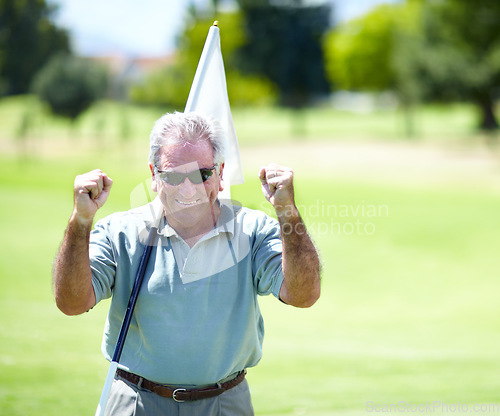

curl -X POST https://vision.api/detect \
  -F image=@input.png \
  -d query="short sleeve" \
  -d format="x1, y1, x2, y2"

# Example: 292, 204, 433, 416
251, 214, 284, 298
89, 219, 117, 304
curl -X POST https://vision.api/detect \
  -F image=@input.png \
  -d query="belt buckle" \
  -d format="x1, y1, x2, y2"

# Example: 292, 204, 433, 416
172, 388, 187, 403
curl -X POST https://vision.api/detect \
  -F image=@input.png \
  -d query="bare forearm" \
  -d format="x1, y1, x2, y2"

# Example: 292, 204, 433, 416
258, 164, 320, 307
53, 214, 96, 315
279, 208, 321, 308
54, 169, 111, 315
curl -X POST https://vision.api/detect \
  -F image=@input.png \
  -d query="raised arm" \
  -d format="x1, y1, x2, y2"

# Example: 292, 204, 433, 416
259, 164, 321, 308
53, 169, 113, 315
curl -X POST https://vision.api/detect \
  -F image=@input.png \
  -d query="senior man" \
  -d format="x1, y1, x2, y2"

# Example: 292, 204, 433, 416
53, 112, 320, 416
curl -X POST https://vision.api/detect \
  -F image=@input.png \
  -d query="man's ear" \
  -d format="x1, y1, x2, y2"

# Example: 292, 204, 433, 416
218, 163, 225, 192
149, 163, 158, 193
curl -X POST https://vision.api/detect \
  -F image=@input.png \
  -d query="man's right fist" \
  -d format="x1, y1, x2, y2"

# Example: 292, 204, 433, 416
72, 169, 113, 223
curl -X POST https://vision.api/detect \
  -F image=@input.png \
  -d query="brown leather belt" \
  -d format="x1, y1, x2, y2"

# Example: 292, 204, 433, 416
116, 369, 246, 402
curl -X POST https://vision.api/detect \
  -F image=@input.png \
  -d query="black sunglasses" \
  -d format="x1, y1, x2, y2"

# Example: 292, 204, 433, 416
155, 165, 217, 186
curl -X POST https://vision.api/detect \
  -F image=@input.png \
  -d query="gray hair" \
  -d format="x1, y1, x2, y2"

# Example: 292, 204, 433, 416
148, 112, 226, 168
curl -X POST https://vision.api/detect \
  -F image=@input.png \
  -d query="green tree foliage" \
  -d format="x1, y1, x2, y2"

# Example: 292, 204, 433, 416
130, 12, 276, 109
323, 2, 420, 97
32, 54, 108, 121
409, 0, 500, 130
323, 3, 421, 137
324, 5, 396, 92
0, 0, 70, 95
237, 1, 331, 108
323, 0, 500, 131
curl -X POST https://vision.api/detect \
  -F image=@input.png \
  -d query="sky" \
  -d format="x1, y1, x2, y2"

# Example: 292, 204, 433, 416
48, 0, 401, 58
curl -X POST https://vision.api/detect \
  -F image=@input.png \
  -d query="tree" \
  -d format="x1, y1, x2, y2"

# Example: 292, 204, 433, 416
0, 0, 70, 95
323, 3, 422, 136
324, 5, 396, 92
237, 1, 331, 109
409, 0, 500, 130
324, 2, 423, 136
324, 6, 421, 96
32, 54, 108, 122
130, 12, 276, 109
323, 0, 500, 132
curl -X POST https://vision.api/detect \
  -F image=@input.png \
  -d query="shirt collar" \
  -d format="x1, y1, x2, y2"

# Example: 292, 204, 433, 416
141, 196, 164, 228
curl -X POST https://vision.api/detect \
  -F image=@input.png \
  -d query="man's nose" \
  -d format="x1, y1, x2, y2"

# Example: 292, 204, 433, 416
177, 178, 197, 198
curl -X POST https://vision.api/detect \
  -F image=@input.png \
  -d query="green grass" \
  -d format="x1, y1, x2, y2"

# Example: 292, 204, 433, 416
1, 151, 499, 415
235, 175, 500, 414
1, 98, 499, 415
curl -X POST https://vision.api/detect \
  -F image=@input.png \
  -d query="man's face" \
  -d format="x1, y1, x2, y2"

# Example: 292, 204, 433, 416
150, 140, 224, 233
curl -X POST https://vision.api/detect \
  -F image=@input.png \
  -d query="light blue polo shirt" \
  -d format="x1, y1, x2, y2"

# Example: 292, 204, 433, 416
89, 198, 284, 386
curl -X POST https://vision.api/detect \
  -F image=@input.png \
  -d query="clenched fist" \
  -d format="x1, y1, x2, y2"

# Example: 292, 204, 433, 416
259, 164, 297, 219
72, 169, 113, 223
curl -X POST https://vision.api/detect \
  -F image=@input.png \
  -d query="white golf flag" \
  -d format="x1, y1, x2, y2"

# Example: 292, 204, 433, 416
185, 23, 244, 199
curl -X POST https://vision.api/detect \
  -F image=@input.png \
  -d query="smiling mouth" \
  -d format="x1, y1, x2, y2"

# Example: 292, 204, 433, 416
175, 199, 200, 206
